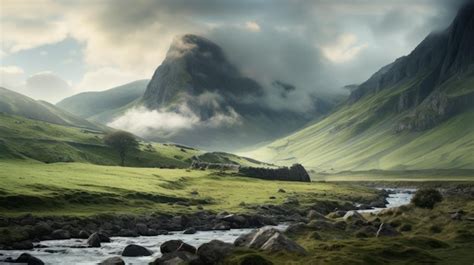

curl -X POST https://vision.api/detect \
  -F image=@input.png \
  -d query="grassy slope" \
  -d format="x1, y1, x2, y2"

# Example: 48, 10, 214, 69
56, 80, 148, 119
245, 75, 474, 172
0, 87, 104, 131
0, 160, 378, 216
0, 113, 201, 167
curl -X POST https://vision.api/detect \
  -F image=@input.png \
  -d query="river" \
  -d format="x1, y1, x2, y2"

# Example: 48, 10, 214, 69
0, 189, 414, 264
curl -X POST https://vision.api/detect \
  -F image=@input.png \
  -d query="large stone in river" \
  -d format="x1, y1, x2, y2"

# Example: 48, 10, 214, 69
121, 244, 153, 257
14, 253, 44, 265
197, 240, 235, 264
100, 256, 125, 265
87, 232, 101, 247
150, 251, 200, 265
160, 239, 196, 254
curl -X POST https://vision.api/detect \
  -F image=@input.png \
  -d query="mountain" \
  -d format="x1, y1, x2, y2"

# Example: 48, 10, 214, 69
245, 2, 474, 171
0, 87, 105, 131
135, 34, 332, 150
56, 80, 149, 120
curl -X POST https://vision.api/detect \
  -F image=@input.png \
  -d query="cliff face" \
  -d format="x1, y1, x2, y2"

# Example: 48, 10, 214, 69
349, 2, 474, 132
137, 34, 333, 150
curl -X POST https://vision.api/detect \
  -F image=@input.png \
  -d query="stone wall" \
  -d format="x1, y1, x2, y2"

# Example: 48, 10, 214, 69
238, 164, 310, 182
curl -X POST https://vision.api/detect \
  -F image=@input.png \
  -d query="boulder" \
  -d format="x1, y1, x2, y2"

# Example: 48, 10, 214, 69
160, 239, 197, 255
118, 229, 139, 237
221, 214, 247, 225
121, 244, 152, 257
100, 256, 125, 265
51, 229, 71, 239
183, 227, 196, 234
12, 241, 34, 250
376, 223, 400, 237
307, 210, 328, 220
326, 210, 346, 219
98, 232, 111, 242
87, 232, 101, 247
197, 240, 234, 264
78, 230, 90, 239
32, 222, 52, 237
136, 223, 148, 236
150, 251, 200, 265
260, 232, 307, 255
343, 211, 366, 222
285, 222, 306, 234
212, 222, 231, 230
235, 227, 307, 255
14, 253, 44, 265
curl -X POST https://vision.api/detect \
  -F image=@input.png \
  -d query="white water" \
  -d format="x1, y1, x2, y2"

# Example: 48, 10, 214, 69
0, 189, 414, 264
0, 225, 287, 264
359, 188, 415, 213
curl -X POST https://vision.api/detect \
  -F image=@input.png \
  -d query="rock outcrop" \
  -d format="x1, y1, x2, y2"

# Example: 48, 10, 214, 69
235, 227, 307, 255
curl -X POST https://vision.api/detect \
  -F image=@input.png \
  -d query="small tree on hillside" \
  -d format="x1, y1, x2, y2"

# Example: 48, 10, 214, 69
104, 131, 138, 166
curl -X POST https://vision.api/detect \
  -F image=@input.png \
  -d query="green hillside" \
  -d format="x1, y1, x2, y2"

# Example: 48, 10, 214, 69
245, 72, 474, 172
56, 80, 148, 119
0, 87, 105, 131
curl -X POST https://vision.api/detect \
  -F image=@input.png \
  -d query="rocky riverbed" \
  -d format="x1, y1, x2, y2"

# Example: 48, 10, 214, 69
0, 188, 416, 264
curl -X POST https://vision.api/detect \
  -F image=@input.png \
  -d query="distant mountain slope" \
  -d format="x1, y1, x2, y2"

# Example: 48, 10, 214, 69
246, 2, 474, 171
56, 80, 149, 119
119, 34, 333, 150
0, 87, 105, 131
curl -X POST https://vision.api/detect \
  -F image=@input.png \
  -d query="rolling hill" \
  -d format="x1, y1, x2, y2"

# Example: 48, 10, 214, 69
245, 2, 474, 172
56, 80, 149, 120
0, 87, 106, 131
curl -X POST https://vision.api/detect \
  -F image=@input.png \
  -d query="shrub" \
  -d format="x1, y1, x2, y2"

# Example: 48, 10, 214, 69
411, 189, 443, 209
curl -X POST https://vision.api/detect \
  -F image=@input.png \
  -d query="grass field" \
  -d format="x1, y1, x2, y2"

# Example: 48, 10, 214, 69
0, 160, 378, 217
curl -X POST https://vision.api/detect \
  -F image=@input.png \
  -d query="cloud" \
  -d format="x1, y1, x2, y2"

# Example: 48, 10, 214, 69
74, 67, 147, 92
1, 0, 468, 98
0, 65, 25, 88
245, 21, 261, 32
108, 104, 241, 138
23, 71, 74, 103
321, 33, 368, 63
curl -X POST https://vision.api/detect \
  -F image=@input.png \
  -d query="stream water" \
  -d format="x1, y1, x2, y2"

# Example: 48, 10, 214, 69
0, 189, 415, 264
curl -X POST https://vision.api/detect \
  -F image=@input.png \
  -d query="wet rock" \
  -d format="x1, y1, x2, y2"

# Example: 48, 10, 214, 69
151, 251, 200, 265
51, 229, 71, 239
183, 227, 196, 234
12, 240, 34, 250
97, 232, 111, 243
136, 223, 148, 236
14, 253, 44, 265
213, 222, 231, 230
160, 239, 197, 254
197, 240, 234, 264
343, 211, 366, 222
376, 223, 400, 237
118, 229, 139, 237
32, 222, 52, 237
307, 210, 328, 220
235, 227, 306, 255
78, 230, 90, 239
121, 244, 152, 257
285, 222, 306, 234
99, 256, 125, 265
326, 210, 346, 219
87, 232, 101, 247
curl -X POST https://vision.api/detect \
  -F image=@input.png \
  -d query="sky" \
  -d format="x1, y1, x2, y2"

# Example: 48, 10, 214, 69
0, 0, 467, 103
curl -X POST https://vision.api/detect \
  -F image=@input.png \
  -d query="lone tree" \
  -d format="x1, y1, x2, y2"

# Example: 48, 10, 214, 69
104, 131, 138, 166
